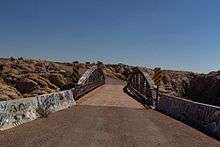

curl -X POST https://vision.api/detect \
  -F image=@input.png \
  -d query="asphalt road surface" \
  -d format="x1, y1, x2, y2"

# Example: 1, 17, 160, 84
0, 78, 219, 147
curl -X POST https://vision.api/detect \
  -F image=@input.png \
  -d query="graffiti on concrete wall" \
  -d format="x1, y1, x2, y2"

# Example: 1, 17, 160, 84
37, 90, 75, 113
38, 93, 58, 113
0, 98, 38, 130
58, 90, 76, 110
158, 95, 220, 136
0, 90, 75, 130
0, 102, 8, 127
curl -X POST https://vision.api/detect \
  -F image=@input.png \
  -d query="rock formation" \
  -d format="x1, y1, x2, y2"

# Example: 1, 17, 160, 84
0, 58, 219, 107
0, 58, 85, 100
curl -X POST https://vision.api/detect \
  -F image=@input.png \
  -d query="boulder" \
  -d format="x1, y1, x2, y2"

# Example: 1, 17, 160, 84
15, 78, 39, 94
48, 73, 66, 88
0, 81, 22, 100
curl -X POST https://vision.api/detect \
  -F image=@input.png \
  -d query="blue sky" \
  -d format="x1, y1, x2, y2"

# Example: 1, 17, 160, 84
0, 0, 220, 73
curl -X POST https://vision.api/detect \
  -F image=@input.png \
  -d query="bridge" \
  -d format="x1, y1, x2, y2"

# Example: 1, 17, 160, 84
0, 64, 219, 146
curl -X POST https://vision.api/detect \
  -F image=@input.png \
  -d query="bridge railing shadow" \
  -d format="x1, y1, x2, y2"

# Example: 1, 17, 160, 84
123, 86, 150, 109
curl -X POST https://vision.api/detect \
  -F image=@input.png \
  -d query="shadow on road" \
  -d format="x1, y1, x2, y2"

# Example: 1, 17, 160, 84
123, 86, 150, 109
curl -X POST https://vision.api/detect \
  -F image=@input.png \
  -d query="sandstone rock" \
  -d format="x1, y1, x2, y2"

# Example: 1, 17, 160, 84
23, 87, 55, 98
2, 73, 20, 85
26, 74, 57, 90
0, 58, 83, 100
46, 62, 59, 71
48, 73, 66, 87
0, 80, 22, 100
15, 78, 39, 94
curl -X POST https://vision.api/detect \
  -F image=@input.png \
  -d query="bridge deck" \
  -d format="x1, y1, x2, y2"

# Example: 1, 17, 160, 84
0, 79, 219, 147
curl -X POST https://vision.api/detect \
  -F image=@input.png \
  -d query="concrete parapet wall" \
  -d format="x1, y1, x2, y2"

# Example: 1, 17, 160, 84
158, 95, 220, 137
0, 97, 39, 130
37, 89, 76, 114
0, 89, 75, 130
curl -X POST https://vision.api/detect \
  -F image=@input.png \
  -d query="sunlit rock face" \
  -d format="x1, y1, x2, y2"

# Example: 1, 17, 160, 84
0, 58, 86, 100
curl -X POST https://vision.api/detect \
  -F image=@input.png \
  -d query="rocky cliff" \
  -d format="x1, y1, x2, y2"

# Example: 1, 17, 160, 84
0, 58, 86, 100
